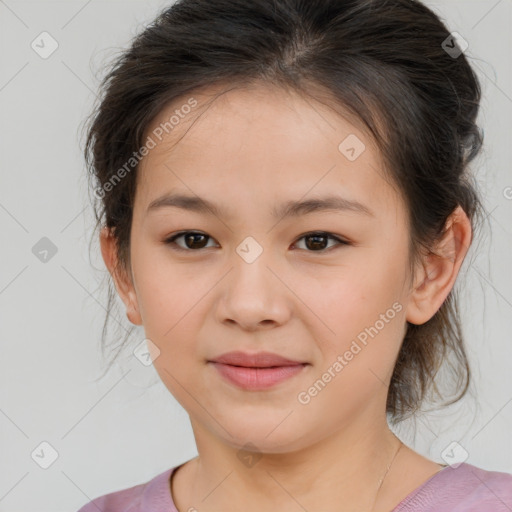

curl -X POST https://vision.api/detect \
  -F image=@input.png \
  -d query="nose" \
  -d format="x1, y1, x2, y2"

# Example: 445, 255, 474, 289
215, 252, 292, 331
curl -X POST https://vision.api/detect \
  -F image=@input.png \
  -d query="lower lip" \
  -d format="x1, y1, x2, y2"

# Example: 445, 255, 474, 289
209, 362, 307, 390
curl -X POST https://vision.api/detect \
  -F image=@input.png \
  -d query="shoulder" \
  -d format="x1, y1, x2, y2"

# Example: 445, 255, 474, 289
454, 463, 512, 509
396, 462, 512, 512
75, 466, 176, 512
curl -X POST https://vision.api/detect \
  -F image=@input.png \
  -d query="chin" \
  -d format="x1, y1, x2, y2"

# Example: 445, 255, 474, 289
216, 418, 308, 455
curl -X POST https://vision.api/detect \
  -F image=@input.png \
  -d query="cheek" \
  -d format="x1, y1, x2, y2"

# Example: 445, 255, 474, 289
138, 265, 207, 405
133, 248, 203, 334
132, 252, 214, 358
310, 252, 408, 361
302, 274, 406, 418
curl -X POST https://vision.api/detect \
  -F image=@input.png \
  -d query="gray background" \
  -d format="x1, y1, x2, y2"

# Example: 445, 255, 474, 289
0, 0, 511, 510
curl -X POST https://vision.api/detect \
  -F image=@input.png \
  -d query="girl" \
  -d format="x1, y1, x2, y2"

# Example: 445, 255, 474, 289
78, 0, 512, 510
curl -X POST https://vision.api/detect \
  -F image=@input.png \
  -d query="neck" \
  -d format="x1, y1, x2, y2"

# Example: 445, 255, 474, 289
184, 414, 401, 512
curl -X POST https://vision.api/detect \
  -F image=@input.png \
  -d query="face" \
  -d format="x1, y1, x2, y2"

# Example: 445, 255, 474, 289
106, 84, 421, 453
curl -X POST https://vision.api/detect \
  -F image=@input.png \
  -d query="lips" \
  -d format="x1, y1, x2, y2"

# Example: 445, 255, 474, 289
207, 351, 309, 390
209, 351, 305, 368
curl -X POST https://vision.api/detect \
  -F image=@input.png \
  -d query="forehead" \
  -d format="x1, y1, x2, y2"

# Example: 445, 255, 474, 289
136, 84, 401, 220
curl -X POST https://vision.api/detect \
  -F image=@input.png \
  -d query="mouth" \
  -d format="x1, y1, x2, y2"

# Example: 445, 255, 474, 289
207, 351, 309, 390
209, 350, 306, 368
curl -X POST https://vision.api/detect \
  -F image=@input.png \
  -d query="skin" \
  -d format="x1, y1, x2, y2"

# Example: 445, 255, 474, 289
100, 83, 472, 512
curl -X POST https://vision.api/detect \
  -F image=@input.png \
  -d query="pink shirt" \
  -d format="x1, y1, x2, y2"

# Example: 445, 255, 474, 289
76, 461, 512, 511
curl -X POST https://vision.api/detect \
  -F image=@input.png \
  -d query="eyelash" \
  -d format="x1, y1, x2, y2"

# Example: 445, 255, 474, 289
163, 231, 350, 254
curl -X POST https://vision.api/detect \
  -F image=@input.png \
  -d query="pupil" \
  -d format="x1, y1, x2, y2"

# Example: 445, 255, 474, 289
307, 235, 327, 250
187, 233, 207, 249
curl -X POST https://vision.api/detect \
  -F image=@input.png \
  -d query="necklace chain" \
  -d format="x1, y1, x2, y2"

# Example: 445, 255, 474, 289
179, 438, 404, 512
369, 436, 404, 512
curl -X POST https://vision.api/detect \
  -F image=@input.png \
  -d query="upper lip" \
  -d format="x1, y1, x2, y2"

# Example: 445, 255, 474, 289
209, 351, 306, 368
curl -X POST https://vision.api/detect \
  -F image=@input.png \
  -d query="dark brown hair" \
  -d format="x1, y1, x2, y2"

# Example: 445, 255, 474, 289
84, 0, 486, 423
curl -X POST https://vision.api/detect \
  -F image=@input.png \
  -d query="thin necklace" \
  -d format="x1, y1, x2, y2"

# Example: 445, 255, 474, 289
369, 436, 404, 512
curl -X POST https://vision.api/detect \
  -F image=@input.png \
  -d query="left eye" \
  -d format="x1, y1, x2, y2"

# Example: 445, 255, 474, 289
164, 231, 218, 251
293, 232, 349, 252
163, 231, 349, 252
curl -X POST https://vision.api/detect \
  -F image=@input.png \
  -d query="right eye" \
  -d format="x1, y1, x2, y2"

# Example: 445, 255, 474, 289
163, 231, 218, 252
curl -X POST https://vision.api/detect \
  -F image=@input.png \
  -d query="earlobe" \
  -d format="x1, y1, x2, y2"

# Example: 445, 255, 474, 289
405, 206, 472, 325
99, 226, 143, 326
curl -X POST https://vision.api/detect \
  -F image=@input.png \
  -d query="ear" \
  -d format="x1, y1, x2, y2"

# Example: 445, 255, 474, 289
99, 226, 143, 326
405, 206, 472, 325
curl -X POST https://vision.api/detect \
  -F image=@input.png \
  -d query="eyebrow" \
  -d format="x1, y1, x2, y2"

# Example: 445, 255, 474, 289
147, 192, 374, 219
